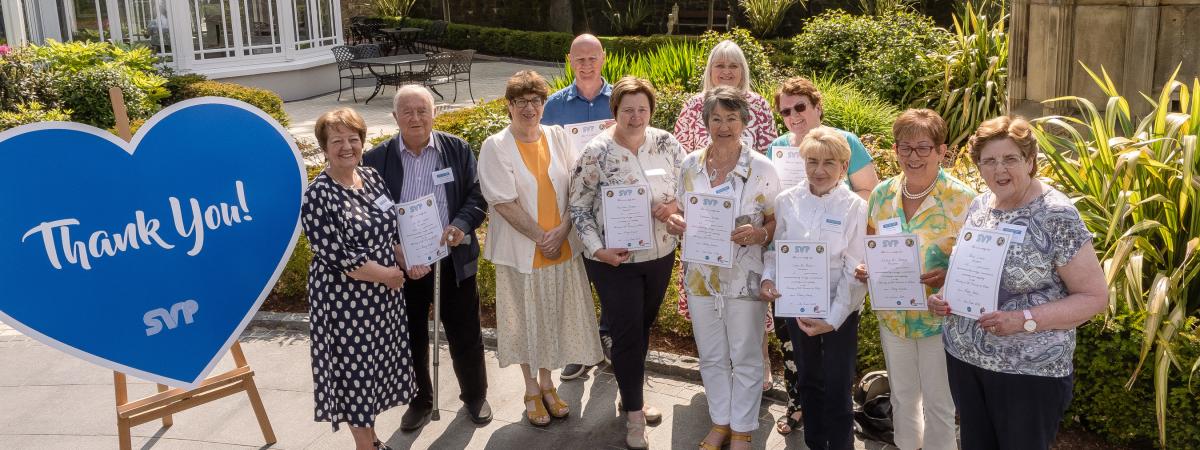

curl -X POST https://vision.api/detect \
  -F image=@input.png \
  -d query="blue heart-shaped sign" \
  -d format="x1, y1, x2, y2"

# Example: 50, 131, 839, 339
0, 98, 303, 387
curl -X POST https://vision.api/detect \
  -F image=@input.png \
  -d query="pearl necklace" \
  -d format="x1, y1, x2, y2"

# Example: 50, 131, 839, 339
902, 177, 937, 199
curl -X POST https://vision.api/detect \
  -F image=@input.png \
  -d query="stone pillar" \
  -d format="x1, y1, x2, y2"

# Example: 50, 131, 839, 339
1123, 5, 1160, 117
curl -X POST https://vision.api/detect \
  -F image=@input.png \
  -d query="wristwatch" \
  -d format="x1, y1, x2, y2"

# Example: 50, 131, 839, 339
1022, 309, 1038, 332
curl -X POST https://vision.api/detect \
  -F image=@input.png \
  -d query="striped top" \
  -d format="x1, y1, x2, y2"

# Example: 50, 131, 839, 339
398, 137, 449, 227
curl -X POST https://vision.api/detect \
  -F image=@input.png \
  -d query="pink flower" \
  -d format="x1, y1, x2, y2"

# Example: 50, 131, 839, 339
0, 45, 9, 57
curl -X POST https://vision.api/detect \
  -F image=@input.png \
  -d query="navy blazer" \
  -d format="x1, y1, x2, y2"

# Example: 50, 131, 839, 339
362, 131, 487, 284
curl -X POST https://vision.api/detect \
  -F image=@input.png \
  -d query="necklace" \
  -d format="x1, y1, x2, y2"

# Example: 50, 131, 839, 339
706, 147, 738, 182
902, 176, 937, 199
328, 170, 360, 190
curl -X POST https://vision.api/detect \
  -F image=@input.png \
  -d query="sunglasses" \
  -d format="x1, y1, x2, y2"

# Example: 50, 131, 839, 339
778, 103, 809, 117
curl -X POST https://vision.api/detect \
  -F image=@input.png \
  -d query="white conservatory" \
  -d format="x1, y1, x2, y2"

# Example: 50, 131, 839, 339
0, 0, 344, 100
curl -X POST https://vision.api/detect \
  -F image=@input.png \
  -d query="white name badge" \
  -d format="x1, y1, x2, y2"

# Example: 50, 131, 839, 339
645, 168, 667, 177
822, 216, 845, 233
998, 222, 1027, 244
432, 168, 455, 185
373, 194, 394, 212
713, 181, 735, 197
878, 218, 902, 235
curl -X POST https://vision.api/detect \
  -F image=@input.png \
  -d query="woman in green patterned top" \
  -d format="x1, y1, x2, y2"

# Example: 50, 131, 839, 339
853, 109, 976, 450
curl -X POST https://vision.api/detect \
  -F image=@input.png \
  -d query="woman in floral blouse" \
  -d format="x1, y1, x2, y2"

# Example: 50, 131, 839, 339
568, 76, 684, 450
929, 116, 1106, 450
665, 86, 780, 450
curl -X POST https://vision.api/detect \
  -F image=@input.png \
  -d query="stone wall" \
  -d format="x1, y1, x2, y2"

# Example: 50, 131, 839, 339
1010, 0, 1200, 117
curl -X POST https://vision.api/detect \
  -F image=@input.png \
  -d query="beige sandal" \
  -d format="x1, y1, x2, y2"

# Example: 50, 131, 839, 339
699, 424, 731, 450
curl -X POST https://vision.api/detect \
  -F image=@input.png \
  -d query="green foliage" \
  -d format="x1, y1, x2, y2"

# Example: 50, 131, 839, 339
919, 0, 1008, 149
790, 9, 949, 106
1034, 65, 1200, 448
30, 40, 169, 107
856, 0, 917, 15
271, 165, 325, 301
433, 99, 510, 155
55, 66, 156, 128
651, 84, 691, 132
371, 0, 416, 17
162, 72, 209, 105
810, 75, 900, 148
604, 0, 654, 35
0, 102, 73, 131
550, 41, 705, 95
174, 80, 289, 127
739, 0, 806, 38
0, 48, 58, 110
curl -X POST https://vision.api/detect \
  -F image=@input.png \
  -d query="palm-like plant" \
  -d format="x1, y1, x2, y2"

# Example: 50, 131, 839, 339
1033, 64, 1200, 448
739, 0, 806, 38
920, 0, 1008, 150
549, 41, 704, 93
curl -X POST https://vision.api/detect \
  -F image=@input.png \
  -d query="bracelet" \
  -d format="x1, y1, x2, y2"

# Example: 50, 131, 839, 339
758, 227, 768, 245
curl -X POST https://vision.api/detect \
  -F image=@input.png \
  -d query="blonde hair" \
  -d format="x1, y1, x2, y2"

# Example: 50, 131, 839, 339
315, 107, 366, 150
799, 126, 852, 164
968, 116, 1038, 176
701, 40, 752, 92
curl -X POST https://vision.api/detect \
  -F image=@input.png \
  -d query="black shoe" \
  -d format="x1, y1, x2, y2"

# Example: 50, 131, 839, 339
373, 441, 393, 450
400, 405, 432, 432
560, 364, 589, 380
600, 334, 613, 364
467, 399, 493, 425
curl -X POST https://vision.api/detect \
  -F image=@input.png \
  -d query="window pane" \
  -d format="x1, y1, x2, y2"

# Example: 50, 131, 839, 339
119, 0, 173, 62
292, 0, 309, 49
190, 0, 234, 59
70, 0, 106, 41
241, 0, 279, 55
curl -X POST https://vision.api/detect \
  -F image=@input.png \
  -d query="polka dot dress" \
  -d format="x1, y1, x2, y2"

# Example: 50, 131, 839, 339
301, 166, 415, 431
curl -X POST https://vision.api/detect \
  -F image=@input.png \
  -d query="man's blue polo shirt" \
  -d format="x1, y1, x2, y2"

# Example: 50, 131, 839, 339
541, 79, 613, 126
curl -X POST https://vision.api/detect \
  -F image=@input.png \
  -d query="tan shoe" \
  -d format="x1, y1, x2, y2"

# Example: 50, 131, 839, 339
542, 387, 570, 419
643, 404, 663, 424
729, 430, 752, 450
625, 418, 649, 449
699, 425, 730, 450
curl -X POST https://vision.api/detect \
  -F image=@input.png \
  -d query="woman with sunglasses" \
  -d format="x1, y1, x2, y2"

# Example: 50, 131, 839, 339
765, 76, 880, 435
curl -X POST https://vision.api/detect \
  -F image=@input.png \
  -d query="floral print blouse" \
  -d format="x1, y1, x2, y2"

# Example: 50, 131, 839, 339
867, 169, 977, 339
673, 91, 778, 154
568, 127, 685, 263
943, 188, 1092, 378
678, 143, 781, 299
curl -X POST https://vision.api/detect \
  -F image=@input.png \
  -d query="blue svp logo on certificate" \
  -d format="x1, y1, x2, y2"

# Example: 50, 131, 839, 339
774, 240, 830, 318
943, 226, 1012, 320
601, 184, 654, 250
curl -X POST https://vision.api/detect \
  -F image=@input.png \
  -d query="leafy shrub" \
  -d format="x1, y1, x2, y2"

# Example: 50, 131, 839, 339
651, 84, 691, 132
29, 40, 169, 111
604, 0, 654, 35
433, 98, 509, 155
809, 75, 900, 148
55, 66, 155, 128
740, 0, 806, 38
270, 164, 324, 301
0, 48, 58, 111
0, 102, 73, 131
174, 80, 289, 127
791, 9, 949, 106
162, 72, 209, 105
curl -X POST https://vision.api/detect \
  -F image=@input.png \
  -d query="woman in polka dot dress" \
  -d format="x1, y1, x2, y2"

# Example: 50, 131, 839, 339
301, 108, 416, 450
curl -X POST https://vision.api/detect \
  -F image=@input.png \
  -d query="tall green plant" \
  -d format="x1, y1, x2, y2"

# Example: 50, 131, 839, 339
604, 0, 653, 35
371, 0, 416, 17
919, 0, 1008, 149
550, 41, 705, 94
1033, 64, 1200, 448
739, 0, 805, 38
856, 0, 916, 15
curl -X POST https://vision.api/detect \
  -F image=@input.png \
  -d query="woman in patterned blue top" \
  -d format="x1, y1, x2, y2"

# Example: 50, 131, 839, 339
928, 116, 1107, 450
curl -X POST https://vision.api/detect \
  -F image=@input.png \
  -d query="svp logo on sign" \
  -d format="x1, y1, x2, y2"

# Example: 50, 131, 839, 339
0, 98, 304, 387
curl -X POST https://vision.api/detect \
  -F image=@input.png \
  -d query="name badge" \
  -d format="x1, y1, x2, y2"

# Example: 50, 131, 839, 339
713, 181, 735, 196
822, 216, 845, 233
998, 222, 1028, 243
432, 168, 454, 185
373, 194, 395, 212
878, 218, 902, 235
645, 168, 667, 177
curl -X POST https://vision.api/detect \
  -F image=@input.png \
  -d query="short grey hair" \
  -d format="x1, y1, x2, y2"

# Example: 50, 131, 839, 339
392, 84, 436, 113
701, 86, 750, 126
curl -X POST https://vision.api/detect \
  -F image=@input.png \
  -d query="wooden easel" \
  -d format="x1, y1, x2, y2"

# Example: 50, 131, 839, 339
107, 88, 277, 450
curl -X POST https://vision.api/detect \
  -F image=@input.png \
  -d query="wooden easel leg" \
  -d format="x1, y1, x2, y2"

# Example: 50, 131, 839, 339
156, 384, 174, 427
231, 342, 277, 444
115, 372, 132, 450
117, 418, 133, 450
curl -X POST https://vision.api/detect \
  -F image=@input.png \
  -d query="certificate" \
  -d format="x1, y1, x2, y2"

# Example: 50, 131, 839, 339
681, 192, 736, 268
943, 227, 1012, 319
601, 184, 654, 250
565, 119, 608, 151
771, 146, 807, 189
395, 194, 450, 270
773, 240, 831, 318
864, 234, 926, 310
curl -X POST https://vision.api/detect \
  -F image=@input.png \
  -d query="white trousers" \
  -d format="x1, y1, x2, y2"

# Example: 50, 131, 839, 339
689, 295, 766, 432
878, 324, 958, 450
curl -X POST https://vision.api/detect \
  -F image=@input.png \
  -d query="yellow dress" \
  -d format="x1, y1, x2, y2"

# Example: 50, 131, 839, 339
515, 136, 572, 268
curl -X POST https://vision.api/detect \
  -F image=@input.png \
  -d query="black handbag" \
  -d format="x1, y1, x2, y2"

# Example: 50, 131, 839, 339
852, 370, 896, 445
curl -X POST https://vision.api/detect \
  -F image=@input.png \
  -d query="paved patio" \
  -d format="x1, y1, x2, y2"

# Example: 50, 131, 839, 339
284, 58, 563, 150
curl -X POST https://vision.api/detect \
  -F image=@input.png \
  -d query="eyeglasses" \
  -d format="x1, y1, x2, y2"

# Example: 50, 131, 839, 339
978, 155, 1026, 170
778, 103, 808, 117
896, 145, 937, 157
511, 97, 544, 109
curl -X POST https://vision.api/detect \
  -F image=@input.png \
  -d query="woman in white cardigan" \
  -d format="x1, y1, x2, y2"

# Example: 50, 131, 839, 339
477, 71, 604, 427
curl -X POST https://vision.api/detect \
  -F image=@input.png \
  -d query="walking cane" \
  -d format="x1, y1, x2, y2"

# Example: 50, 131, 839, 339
430, 260, 442, 421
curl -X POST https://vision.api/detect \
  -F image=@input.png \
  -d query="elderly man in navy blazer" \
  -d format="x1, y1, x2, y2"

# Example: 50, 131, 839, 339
362, 85, 490, 431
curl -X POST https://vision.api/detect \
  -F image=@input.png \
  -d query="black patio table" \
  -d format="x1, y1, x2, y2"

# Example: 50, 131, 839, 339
379, 27, 423, 55
352, 53, 435, 104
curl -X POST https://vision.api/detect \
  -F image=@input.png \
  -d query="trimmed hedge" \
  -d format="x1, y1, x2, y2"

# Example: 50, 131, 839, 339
172, 80, 289, 127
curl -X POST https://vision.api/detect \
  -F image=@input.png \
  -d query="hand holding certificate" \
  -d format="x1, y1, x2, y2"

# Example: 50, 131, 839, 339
565, 119, 609, 151
771, 146, 807, 189
773, 240, 831, 318
602, 184, 654, 250
943, 227, 1011, 319
680, 192, 736, 268
864, 234, 926, 310
395, 193, 450, 270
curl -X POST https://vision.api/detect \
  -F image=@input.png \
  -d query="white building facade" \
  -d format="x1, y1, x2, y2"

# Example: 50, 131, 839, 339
0, 0, 343, 100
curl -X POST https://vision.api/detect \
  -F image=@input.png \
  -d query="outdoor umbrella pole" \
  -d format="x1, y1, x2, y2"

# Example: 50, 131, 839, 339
430, 261, 442, 421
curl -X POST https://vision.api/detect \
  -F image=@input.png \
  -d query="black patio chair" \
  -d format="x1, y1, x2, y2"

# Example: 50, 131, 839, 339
425, 49, 475, 103
332, 45, 375, 102
417, 21, 448, 53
